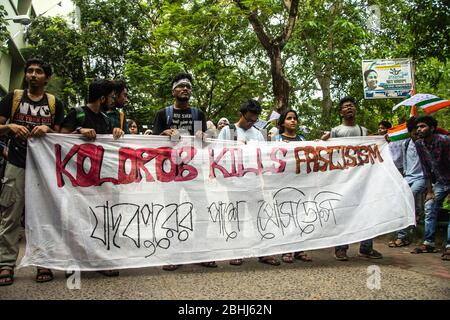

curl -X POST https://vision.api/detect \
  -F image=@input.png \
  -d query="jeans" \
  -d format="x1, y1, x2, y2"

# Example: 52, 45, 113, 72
336, 239, 373, 254
423, 182, 450, 247
397, 178, 426, 240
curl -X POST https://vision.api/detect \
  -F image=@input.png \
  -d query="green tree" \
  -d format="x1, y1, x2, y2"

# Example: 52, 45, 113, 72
22, 16, 86, 106
233, 0, 300, 115
0, 5, 9, 55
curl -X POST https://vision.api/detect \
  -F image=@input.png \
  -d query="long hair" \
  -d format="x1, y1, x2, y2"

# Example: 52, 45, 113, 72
277, 109, 299, 134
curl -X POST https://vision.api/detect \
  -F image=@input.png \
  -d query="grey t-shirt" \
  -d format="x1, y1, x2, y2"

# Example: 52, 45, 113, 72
330, 124, 368, 138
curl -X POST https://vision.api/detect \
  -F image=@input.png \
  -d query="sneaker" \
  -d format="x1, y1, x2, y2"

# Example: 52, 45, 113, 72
334, 249, 348, 261
358, 249, 383, 259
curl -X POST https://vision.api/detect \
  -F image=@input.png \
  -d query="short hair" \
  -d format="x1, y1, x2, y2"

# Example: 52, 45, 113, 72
114, 79, 127, 94
406, 117, 417, 133
88, 79, 115, 103
338, 96, 356, 109
378, 120, 392, 129
171, 73, 193, 88
25, 58, 52, 78
278, 109, 298, 134
364, 69, 377, 81
240, 99, 262, 115
415, 115, 438, 131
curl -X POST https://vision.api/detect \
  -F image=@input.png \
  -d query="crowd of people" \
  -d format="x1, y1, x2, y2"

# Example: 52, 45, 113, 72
0, 58, 448, 286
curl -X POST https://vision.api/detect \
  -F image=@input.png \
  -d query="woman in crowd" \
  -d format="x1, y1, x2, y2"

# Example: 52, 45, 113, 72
128, 119, 139, 134
274, 109, 312, 263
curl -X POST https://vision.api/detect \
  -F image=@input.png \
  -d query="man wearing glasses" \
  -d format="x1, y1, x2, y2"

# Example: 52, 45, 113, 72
152, 73, 206, 138
217, 99, 265, 143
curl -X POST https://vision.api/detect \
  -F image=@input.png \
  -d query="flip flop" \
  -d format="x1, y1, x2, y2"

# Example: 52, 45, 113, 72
229, 259, 243, 266
162, 265, 180, 271
411, 245, 437, 254
0, 269, 14, 286
389, 239, 410, 247
36, 268, 53, 283
294, 251, 312, 262
200, 261, 218, 268
258, 256, 280, 266
282, 253, 294, 263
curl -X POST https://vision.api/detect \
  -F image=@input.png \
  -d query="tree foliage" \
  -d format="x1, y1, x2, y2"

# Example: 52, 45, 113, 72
0, 5, 10, 55
22, 0, 450, 135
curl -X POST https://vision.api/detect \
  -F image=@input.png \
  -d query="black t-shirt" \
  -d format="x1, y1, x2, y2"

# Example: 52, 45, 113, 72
0, 90, 65, 168
61, 106, 112, 134
153, 106, 207, 135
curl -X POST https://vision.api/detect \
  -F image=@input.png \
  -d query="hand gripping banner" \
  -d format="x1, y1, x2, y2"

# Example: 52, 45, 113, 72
19, 134, 414, 270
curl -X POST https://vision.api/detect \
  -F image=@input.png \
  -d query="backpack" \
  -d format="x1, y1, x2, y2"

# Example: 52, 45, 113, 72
12, 89, 56, 123
165, 105, 200, 127
227, 124, 243, 141
73, 106, 111, 130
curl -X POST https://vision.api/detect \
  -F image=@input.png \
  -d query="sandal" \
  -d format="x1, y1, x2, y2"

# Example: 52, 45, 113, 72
411, 244, 437, 254
97, 270, 119, 277
200, 261, 218, 268
282, 253, 294, 263
36, 268, 54, 283
388, 239, 410, 247
258, 256, 280, 266
294, 251, 312, 262
229, 259, 243, 266
442, 248, 450, 261
162, 264, 180, 271
0, 268, 14, 286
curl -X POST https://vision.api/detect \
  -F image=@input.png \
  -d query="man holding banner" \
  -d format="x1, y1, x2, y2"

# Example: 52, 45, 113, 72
60, 78, 124, 277
0, 58, 65, 286
152, 73, 206, 139
322, 96, 383, 261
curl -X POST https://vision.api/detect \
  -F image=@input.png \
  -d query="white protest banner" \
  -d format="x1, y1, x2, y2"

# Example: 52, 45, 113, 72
362, 58, 413, 99
20, 134, 414, 271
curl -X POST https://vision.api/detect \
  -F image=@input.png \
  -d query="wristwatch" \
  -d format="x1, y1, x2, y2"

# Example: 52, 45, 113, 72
75, 126, 82, 133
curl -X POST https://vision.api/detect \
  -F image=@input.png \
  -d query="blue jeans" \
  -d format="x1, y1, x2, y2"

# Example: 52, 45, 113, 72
336, 239, 373, 254
397, 178, 426, 240
423, 182, 450, 247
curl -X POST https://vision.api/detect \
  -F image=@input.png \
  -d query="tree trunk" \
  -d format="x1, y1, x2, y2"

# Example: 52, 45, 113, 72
270, 46, 290, 114
318, 77, 333, 129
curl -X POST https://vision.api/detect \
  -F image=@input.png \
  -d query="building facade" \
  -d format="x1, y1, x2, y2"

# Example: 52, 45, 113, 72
0, 0, 36, 96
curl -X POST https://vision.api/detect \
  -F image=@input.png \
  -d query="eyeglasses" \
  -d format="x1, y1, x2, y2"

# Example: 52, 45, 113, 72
130, 125, 137, 128
242, 113, 259, 124
175, 84, 192, 90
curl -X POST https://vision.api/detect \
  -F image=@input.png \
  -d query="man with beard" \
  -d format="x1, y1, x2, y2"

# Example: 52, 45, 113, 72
60, 79, 124, 277
104, 79, 129, 134
0, 58, 65, 285
152, 73, 212, 271
152, 73, 206, 138
61, 79, 123, 140
322, 96, 383, 261
411, 115, 449, 260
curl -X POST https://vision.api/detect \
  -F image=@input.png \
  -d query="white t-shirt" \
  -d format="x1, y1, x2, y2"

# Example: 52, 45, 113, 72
330, 124, 368, 138
218, 125, 265, 142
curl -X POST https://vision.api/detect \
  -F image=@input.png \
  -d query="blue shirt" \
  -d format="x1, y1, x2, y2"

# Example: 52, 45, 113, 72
402, 138, 424, 184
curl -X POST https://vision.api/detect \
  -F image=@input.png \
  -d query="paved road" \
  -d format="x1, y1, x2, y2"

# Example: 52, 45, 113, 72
1, 237, 449, 300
